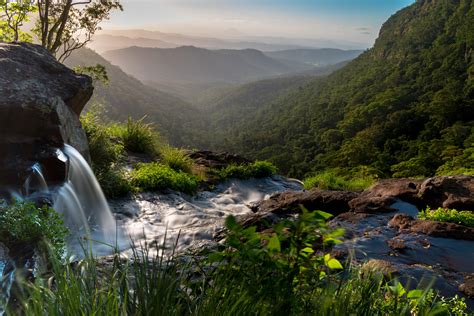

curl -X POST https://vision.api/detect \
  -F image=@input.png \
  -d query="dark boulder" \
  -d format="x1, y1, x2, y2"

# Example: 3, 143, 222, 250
252, 189, 359, 217
418, 176, 474, 211
0, 42, 92, 190
388, 214, 474, 240
349, 179, 421, 213
189, 150, 251, 169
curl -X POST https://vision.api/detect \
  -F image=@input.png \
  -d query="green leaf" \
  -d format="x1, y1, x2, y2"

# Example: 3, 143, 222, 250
326, 258, 343, 270
407, 289, 423, 299
267, 235, 281, 252
301, 247, 314, 254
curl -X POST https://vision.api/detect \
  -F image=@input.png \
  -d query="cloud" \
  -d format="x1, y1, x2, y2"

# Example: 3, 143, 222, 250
355, 27, 371, 31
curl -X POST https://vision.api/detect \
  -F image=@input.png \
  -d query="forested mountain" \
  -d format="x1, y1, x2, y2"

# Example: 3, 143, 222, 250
203, 0, 474, 178
265, 48, 363, 66
102, 46, 313, 85
65, 48, 203, 145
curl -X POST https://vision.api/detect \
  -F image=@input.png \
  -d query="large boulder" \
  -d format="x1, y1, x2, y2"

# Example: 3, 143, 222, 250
418, 176, 474, 211
0, 42, 92, 190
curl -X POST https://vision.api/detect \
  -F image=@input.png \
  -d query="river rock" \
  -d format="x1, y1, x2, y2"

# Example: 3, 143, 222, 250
388, 214, 474, 240
349, 179, 420, 213
253, 189, 359, 217
460, 275, 474, 298
0, 42, 92, 190
418, 176, 474, 211
189, 150, 251, 169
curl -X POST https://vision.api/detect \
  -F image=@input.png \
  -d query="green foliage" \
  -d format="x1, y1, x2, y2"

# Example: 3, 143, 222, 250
81, 110, 123, 173
0, 0, 36, 42
0, 200, 68, 257
218, 161, 278, 180
193, 1, 474, 179
11, 211, 469, 315
73, 64, 109, 85
130, 163, 198, 195
304, 168, 376, 191
419, 207, 474, 228
118, 117, 160, 155
96, 169, 132, 199
159, 145, 193, 173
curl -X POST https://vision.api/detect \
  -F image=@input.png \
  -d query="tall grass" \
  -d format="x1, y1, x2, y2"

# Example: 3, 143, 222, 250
159, 145, 193, 173
114, 117, 160, 155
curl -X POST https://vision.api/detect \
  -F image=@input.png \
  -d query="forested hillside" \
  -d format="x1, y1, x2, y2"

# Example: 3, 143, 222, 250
206, 0, 474, 178
265, 48, 363, 66
65, 48, 204, 145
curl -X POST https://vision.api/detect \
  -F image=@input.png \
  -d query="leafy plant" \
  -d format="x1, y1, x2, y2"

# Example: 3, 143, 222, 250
418, 207, 474, 227
130, 162, 198, 195
0, 200, 68, 258
218, 161, 277, 180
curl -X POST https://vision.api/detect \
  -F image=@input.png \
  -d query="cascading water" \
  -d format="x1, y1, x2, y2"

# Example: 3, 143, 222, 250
53, 145, 125, 255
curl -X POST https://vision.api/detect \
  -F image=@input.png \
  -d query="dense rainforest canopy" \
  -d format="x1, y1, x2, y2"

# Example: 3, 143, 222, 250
202, 0, 474, 179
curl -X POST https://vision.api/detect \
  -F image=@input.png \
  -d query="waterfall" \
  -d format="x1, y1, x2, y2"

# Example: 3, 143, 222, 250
53, 145, 125, 255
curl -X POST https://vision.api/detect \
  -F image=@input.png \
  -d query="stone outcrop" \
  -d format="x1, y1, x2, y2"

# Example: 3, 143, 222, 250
418, 176, 474, 211
0, 42, 93, 190
388, 214, 474, 240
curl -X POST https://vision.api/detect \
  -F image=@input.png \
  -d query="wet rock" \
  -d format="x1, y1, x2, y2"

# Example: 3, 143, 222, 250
349, 179, 420, 213
0, 42, 93, 190
418, 176, 474, 211
362, 259, 399, 277
460, 275, 474, 298
189, 150, 251, 169
253, 189, 359, 217
387, 237, 407, 251
388, 214, 474, 240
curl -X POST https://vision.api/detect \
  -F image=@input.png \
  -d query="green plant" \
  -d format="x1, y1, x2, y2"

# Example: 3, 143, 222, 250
159, 145, 193, 173
11, 211, 469, 315
0, 200, 68, 258
119, 117, 160, 155
218, 161, 277, 180
130, 162, 198, 195
96, 169, 132, 198
418, 207, 474, 227
81, 111, 123, 173
303, 169, 375, 191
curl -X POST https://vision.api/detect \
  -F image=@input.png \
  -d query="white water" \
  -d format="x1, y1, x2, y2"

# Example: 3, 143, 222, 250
113, 176, 303, 255
53, 145, 125, 255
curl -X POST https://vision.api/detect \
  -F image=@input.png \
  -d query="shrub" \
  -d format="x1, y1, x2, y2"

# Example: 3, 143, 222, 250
218, 161, 277, 180
0, 200, 68, 257
81, 111, 123, 173
119, 117, 160, 155
159, 145, 193, 173
130, 163, 198, 194
303, 169, 375, 191
418, 207, 474, 227
96, 169, 132, 198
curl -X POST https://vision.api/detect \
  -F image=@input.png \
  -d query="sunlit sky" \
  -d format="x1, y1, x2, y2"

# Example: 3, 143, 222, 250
103, 0, 415, 47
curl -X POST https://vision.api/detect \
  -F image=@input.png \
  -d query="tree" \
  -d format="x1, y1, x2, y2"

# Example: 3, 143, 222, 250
0, 0, 122, 62
0, 0, 36, 42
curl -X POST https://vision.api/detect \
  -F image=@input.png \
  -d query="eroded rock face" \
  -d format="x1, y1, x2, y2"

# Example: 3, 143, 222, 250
418, 176, 474, 211
0, 42, 93, 190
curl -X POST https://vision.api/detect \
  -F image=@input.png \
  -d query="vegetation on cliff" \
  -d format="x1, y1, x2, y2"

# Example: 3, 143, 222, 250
199, 0, 474, 179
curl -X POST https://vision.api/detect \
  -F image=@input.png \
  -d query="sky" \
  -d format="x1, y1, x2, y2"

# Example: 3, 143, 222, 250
103, 0, 415, 47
